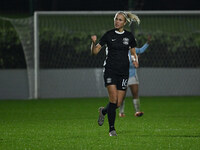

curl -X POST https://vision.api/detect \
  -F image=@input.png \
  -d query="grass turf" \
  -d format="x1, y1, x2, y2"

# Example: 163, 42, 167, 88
0, 96, 200, 150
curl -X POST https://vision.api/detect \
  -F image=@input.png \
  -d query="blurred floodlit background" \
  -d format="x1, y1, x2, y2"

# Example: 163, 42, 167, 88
0, 0, 199, 99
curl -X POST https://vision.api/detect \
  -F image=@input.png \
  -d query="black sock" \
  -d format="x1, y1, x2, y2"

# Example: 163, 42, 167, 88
107, 102, 117, 132
102, 103, 109, 115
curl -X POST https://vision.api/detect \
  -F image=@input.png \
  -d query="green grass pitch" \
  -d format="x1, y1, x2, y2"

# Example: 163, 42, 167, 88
0, 96, 200, 150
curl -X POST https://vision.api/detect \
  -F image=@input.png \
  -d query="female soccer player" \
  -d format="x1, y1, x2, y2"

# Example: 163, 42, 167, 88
91, 11, 140, 136
119, 35, 151, 117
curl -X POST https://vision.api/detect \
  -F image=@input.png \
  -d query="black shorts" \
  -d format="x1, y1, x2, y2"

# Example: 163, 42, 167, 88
104, 70, 128, 91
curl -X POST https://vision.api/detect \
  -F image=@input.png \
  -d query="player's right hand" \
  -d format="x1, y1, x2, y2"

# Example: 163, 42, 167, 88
147, 35, 151, 44
91, 35, 97, 43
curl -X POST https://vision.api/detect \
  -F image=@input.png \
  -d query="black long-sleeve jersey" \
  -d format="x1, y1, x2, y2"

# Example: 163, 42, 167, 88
99, 29, 137, 76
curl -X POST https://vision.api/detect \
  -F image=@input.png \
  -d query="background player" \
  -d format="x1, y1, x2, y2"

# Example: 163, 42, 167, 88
119, 35, 151, 117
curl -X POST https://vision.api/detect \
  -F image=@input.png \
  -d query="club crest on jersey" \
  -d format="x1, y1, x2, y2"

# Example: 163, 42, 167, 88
123, 38, 129, 45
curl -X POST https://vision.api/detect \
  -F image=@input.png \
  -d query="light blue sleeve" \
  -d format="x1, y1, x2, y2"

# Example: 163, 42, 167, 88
135, 43, 149, 54
128, 51, 136, 77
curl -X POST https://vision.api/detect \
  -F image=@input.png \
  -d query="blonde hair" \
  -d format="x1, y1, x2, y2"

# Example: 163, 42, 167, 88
114, 11, 140, 25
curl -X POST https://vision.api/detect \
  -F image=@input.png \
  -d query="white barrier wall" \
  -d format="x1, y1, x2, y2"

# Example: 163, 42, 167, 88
0, 68, 200, 99
0, 70, 29, 99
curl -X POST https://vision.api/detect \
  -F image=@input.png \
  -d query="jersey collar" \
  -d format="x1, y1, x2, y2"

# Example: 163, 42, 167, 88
115, 30, 125, 34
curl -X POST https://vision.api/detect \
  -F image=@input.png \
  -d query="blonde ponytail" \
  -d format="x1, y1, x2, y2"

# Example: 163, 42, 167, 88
126, 12, 140, 25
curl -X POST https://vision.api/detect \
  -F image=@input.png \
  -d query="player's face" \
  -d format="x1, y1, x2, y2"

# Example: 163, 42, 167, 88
114, 14, 126, 30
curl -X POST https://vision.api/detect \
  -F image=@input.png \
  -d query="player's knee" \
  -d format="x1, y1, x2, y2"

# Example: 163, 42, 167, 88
133, 91, 138, 98
116, 99, 123, 107
117, 103, 121, 108
109, 95, 118, 103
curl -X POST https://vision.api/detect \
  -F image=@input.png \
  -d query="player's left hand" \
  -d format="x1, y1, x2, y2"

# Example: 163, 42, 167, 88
133, 61, 139, 68
131, 55, 139, 68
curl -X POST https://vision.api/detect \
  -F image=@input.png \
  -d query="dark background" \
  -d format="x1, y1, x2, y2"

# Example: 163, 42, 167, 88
0, 0, 200, 69
0, 0, 200, 15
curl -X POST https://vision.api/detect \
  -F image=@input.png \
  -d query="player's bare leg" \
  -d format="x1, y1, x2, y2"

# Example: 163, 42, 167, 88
118, 90, 127, 117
